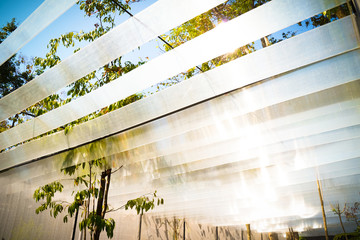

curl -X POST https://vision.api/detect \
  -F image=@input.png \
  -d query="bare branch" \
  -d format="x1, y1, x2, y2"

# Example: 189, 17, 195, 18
111, 165, 123, 174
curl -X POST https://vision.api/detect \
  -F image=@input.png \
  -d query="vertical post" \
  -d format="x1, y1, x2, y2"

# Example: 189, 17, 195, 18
216, 226, 219, 240
351, 0, 360, 41
72, 208, 79, 240
183, 219, 186, 240
138, 213, 143, 240
317, 178, 329, 240
246, 224, 251, 240
352, 0, 360, 14
269, 232, 278, 240
174, 217, 178, 240
241, 229, 244, 240
286, 227, 292, 240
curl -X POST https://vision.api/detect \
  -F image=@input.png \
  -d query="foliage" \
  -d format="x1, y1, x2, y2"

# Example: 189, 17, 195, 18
0, 0, 146, 139
331, 203, 349, 240
0, 18, 34, 98
0, 19, 35, 134
334, 227, 360, 240
332, 193, 360, 240
304, 4, 350, 28
161, 0, 270, 85
28, 3, 167, 238
125, 190, 164, 215
34, 158, 164, 239
160, 0, 352, 91
345, 201, 360, 227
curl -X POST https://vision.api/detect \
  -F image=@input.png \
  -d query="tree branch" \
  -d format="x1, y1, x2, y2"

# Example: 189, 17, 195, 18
111, 165, 123, 174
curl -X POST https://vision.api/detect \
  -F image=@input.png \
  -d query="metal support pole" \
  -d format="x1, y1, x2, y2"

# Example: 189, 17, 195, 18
216, 226, 219, 240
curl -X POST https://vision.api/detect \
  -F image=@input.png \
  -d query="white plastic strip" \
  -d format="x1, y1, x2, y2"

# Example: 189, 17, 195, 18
0, 0, 226, 121
0, 3, 352, 151
0, 15, 357, 151
0, 0, 77, 66
1, 53, 359, 171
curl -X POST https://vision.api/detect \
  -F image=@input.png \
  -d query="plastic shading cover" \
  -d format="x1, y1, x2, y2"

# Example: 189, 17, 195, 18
0, 0, 359, 240
0, 0, 348, 151
0, 0, 226, 122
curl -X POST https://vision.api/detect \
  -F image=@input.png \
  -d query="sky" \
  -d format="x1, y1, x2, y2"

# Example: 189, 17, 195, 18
0, 0, 162, 63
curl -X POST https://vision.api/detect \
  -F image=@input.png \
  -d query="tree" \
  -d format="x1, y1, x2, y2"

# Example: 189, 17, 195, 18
33, 156, 164, 240
1, 0, 146, 137
160, 0, 351, 88
0, 19, 35, 133
160, 0, 270, 86
0, 18, 34, 98
345, 201, 360, 227
331, 203, 349, 240
29, 1, 165, 239
6, 0, 354, 237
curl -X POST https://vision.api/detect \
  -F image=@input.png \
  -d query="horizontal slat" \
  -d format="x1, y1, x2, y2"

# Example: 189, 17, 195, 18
2, 79, 359, 184
0, 0, 226, 121
0, 0, 348, 149
1, 73, 359, 172
0, 15, 359, 163
0, 0, 77, 66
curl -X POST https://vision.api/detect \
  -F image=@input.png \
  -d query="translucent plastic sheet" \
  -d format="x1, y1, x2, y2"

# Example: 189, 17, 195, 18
0, 1, 359, 238
0, 0, 348, 149
1, 16, 359, 168
0, 0, 226, 122
0, 77, 359, 238
0, 0, 77, 66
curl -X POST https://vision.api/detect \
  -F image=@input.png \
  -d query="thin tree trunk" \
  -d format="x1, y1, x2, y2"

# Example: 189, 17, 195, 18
260, 36, 270, 48
72, 208, 79, 240
88, 163, 92, 218
338, 213, 348, 240
93, 170, 107, 240
138, 213, 143, 240
84, 203, 87, 240
102, 169, 111, 218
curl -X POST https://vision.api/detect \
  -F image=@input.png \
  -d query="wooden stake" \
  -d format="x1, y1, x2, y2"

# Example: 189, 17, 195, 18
246, 224, 251, 240
317, 178, 329, 240
138, 213, 143, 240
183, 219, 186, 240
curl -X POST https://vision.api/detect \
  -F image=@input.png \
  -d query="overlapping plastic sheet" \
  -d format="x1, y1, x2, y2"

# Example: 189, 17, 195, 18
0, 0, 360, 239
2, 15, 359, 169
0, 0, 226, 122
0, 0, 347, 150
